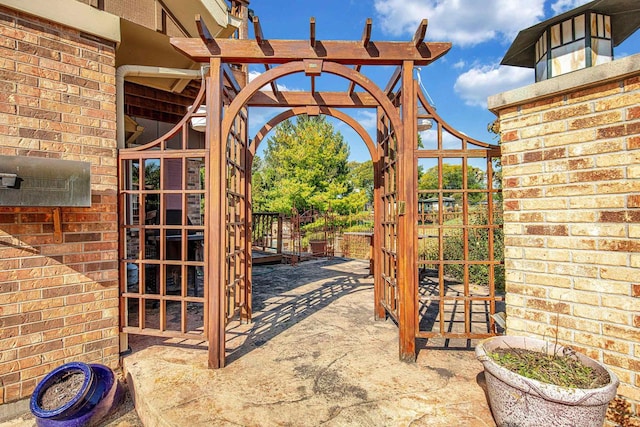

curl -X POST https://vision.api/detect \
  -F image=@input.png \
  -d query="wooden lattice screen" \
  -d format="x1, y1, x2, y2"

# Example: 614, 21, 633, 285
119, 83, 208, 340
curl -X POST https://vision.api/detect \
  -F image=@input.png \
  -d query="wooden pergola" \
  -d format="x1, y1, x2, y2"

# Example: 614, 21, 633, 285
118, 9, 503, 369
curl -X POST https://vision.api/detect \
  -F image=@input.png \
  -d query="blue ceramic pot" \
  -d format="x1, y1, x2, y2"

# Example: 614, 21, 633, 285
30, 362, 121, 427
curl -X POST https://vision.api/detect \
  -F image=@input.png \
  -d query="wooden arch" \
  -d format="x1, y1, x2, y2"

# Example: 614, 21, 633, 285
219, 60, 403, 156
249, 106, 378, 161
129, 15, 505, 369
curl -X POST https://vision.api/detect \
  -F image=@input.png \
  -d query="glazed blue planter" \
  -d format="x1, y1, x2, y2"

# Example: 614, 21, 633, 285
30, 362, 121, 427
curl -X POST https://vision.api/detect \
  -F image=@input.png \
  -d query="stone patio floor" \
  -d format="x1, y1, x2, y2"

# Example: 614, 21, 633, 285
124, 258, 496, 426
1, 258, 497, 426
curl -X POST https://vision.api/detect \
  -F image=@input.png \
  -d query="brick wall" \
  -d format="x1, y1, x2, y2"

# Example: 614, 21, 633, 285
0, 6, 119, 404
490, 55, 640, 424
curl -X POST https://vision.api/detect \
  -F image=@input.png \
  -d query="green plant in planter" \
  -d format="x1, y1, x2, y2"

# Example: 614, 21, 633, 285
488, 346, 608, 389
476, 335, 619, 427
301, 231, 327, 254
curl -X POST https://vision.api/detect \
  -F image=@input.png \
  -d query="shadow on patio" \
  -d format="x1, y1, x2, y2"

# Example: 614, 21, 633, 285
123, 258, 495, 426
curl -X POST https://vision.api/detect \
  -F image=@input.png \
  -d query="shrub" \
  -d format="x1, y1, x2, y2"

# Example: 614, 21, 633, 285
418, 211, 504, 291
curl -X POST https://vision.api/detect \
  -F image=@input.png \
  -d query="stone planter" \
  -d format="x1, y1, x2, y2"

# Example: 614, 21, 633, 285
476, 335, 619, 427
30, 362, 122, 427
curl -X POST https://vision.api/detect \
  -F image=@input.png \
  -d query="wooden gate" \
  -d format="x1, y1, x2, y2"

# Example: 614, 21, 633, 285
119, 84, 208, 341
412, 84, 504, 343
129, 15, 504, 367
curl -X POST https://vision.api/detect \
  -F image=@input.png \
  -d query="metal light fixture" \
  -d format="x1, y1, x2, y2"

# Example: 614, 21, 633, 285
190, 105, 207, 132
501, 0, 640, 82
416, 67, 435, 132
417, 106, 432, 132
0, 173, 17, 189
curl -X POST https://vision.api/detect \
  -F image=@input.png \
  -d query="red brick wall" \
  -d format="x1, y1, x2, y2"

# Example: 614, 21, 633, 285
493, 62, 640, 424
0, 6, 118, 404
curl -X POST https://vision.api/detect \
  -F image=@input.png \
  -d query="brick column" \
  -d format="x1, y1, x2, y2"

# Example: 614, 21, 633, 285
0, 7, 118, 403
489, 54, 640, 425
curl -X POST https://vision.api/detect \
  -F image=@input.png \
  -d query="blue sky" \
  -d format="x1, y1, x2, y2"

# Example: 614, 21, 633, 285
246, 0, 640, 163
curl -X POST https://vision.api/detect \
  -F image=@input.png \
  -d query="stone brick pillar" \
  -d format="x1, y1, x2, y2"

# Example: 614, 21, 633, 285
489, 54, 640, 424
0, 6, 118, 403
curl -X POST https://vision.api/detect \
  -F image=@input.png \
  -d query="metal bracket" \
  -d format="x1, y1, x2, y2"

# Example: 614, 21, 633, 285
53, 207, 62, 243
304, 59, 323, 76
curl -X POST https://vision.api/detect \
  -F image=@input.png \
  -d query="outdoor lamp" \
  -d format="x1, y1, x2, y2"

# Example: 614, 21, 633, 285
500, 0, 640, 82
0, 173, 17, 189
534, 12, 612, 82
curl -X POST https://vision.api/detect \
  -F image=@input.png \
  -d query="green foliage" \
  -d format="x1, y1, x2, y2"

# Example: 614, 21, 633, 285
257, 115, 355, 213
347, 160, 374, 206
251, 155, 270, 211
301, 211, 372, 234
418, 163, 486, 205
251, 115, 375, 215
489, 348, 608, 389
419, 209, 505, 291
343, 223, 374, 232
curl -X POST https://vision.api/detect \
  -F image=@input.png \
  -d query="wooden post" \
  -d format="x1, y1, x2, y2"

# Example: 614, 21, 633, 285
398, 61, 417, 362
373, 107, 385, 320
207, 58, 226, 368
276, 214, 283, 255
244, 149, 253, 322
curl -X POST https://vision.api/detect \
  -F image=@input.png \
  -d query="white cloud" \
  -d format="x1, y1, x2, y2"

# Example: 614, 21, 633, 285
453, 60, 466, 69
354, 110, 377, 133
453, 65, 533, 108
248, 70, 295, 92
550, 0, 591, 14
374, 0, 545, 46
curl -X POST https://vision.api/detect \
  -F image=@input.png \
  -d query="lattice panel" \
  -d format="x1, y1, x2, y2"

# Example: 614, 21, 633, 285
379, 112, 399, 322
119, 84, 207, 340
414, 87, 504, 341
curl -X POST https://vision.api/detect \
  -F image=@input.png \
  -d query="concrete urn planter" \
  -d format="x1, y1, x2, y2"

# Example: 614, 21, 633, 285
476, 336, 619, 427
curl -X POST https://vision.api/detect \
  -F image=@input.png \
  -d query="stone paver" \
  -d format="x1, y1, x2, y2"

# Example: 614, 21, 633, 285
124, 259, 496, 426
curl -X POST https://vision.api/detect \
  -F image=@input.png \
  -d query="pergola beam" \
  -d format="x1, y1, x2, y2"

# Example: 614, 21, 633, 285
251, 16, 277, 94
263, 64, 279, 96
384, 66, 401, 94
253, 16, 264, 44
171, 38, 451, 65
413, 19, 428, 47
247, 91, 379, 107
347, 65, 361, 95
195, 14, 214, 43
310, 17, 316, 48
362, 18, 372, 47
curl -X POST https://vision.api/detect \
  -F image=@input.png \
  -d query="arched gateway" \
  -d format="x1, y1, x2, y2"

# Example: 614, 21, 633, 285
118, 16, 503, 368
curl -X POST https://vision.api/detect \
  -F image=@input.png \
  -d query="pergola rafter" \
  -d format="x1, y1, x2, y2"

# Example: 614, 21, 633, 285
171, 17, 451, 66
247, 91, 379, 107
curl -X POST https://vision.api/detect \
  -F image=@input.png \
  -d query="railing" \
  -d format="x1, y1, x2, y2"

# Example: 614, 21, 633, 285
251, 212, 282, 253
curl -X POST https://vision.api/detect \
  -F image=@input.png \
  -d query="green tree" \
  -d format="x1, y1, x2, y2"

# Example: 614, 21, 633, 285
418, 163, 486, 204
250, 155, 270, 211
260, 115, 352, 213
347, 160, 374, 207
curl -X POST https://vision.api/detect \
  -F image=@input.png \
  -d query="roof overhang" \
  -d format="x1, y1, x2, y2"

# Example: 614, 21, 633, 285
116, 0, 241, 93
162, 0, 242, 39
502, 0, 640, 68
117, 20, 201, 93
0, 0, 120, 43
